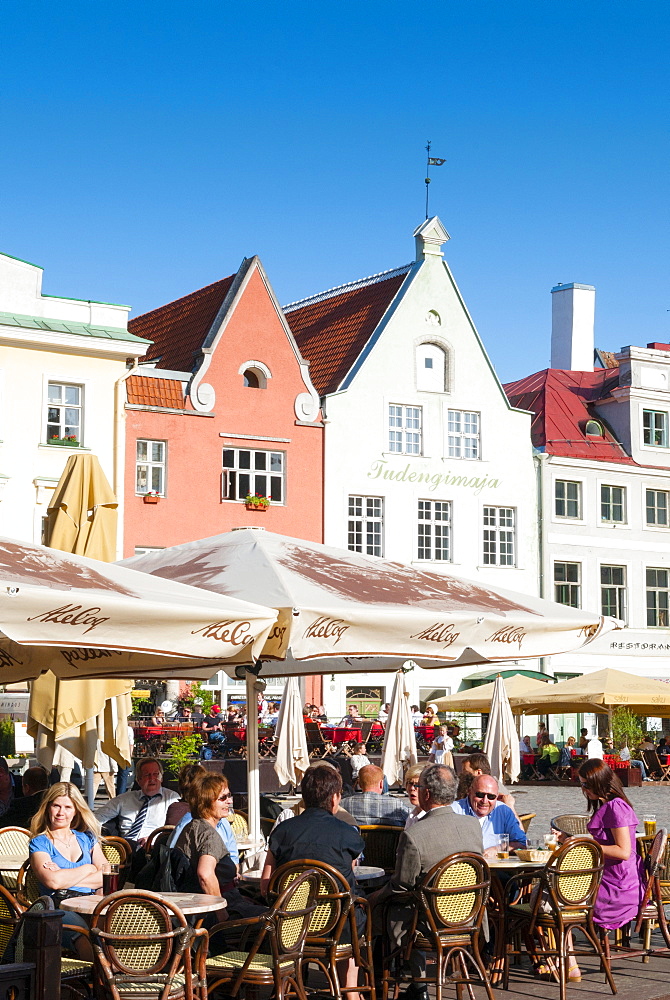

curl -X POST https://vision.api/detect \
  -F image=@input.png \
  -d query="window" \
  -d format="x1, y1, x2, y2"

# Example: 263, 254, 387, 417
647, 568, 670, 627
348, 496, 383, 556
46, 382, 82, 443
643, 409, 668, 448
482, 506, 515, 566
585, 419, 604, 437
601, 485, 625, 523
601, 565, 627, 621
448, 410, 480, 459
222, 449, 285, 503
417, 500, 451, 561
416, 343, 446, 392
554, 562, 581, 608
555, 480, 581, 519
646, 489, 669, 527
388, 405, 422, 455
136, 440, 166, 495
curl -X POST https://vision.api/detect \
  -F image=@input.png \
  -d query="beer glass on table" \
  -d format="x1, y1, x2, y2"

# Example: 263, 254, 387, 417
102, 863, 120, 895
497, 834, 510, 860
644, 814, 657, 838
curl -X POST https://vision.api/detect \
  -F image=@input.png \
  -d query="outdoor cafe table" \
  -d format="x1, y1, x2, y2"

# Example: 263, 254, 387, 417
0, 855, 29, 871
60, 891, 226, 918
322, 727, 362, 743
487, 857, 546, 987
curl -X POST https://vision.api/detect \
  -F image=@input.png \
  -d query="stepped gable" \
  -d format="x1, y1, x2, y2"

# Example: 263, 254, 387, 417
284, 264, 412, 396
128, 275, 235, 372
504, 367, 633, 464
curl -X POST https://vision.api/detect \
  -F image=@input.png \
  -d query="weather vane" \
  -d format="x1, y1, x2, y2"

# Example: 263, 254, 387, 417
425, 140, 446, 219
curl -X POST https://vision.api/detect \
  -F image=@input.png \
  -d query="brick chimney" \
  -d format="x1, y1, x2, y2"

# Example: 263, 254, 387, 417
550, 283, 596, 372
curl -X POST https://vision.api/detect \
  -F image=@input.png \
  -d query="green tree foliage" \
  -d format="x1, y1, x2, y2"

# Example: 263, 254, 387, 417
612, 706, 644, 751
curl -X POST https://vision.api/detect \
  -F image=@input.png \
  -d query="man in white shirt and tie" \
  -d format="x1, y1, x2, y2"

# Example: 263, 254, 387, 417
95, 757, 179, 853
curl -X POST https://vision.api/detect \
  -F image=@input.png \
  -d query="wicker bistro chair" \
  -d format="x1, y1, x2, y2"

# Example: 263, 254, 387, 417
229, 812, 249, 840
504, 836, 616, 1000
519, 813, 536, 834
267, 859, 376, 1000
0, 826, 30, 892
550, 814, 589, 837
382, 853, 493, 1000
305, 722, 335, 759
89, 889, 208, 1000
101, 837, 132, 890
0, 881, 22, 960
358, 826, 403, 874
206, 868, 320, 1000
16, 858, 41, 909
625, 827, 670, 960
144, 826, 175, 859
642, 749, 670, 782
9, 893, 94, 996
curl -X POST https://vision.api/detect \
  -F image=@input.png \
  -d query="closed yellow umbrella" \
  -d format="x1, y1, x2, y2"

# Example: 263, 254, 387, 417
46, 453, 118, 562
433, 674, 550, 713
34, 453, 129, 782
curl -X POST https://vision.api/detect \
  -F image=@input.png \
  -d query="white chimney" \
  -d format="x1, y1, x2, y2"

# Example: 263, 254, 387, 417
550, 283, 596, 371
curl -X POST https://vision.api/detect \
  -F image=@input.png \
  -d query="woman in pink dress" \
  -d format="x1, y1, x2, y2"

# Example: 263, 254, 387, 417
565, 758, 645, 978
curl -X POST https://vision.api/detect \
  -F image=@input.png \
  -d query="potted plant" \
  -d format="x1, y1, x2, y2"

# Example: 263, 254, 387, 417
49, 434, 79, 446
143, 491, 161, 504
245, 492, 270, 511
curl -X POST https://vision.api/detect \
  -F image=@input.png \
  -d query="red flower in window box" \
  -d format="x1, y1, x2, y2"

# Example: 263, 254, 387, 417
244, 493, 270, 511
143, 492, 161, 504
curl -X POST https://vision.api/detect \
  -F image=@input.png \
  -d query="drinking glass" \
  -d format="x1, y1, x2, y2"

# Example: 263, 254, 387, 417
497, 834, 510, 859
544, 833, 558, 852
102, 863, 120, 895
644, 814, 657, 837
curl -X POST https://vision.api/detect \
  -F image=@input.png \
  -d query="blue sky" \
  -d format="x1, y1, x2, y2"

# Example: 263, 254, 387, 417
1, 1, 668, 382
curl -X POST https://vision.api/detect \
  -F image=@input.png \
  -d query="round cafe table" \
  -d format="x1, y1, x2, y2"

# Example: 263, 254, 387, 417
60, 891, 226, 917
487, 857, 547, 986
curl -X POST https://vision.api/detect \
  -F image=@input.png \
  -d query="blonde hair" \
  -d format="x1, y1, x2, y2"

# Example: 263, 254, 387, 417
30, 782, 101, 840
404, 764, 424, 787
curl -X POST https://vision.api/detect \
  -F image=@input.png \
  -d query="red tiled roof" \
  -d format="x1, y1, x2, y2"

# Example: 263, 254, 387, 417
284, 265, 412, 396
503, 368, 635, 464
128, 275, 235, 372
126, 376, 185, 409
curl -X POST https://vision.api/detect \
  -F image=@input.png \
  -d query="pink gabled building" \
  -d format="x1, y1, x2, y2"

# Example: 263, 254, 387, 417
122, 255, 323, 558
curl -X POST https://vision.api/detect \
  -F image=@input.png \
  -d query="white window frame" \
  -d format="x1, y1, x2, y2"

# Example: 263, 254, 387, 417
448, 410, 480, 460
482, 506, 515, 567
643, 409, 669, 448
221, 448, 285, 504
46, 381, 83, 444
600, 484, 626, 524
417, 499, 452, 562
554, 561, 581, 608
555, 479, 582, 519
600, 564, 627, 622
348, 496, 384, 557
647, 567, 670, 627
388, 404, 422, 455
135, 439, 167, 496
646, 488, 670, 528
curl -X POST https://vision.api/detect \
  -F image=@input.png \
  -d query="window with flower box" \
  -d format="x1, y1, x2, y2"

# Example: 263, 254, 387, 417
222, 448, 285, 503
136, 440, 166, 496
46, 382, 82, 445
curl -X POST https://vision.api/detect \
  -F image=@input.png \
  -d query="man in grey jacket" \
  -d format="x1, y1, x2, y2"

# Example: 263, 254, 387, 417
377, 763, 484, 1000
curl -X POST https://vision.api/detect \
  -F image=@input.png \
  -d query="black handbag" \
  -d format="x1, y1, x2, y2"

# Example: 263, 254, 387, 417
52, 888, 93, 906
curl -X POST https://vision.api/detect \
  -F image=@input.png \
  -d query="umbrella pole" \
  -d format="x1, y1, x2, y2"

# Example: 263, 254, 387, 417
85, 767, 95, 808
245, 671, 261, 845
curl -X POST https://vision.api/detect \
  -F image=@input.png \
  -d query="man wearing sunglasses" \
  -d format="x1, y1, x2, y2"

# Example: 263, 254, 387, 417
451, 774, 526, 858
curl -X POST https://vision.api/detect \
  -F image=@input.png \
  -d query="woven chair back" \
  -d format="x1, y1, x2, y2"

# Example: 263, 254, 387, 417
419, 853, 490, 932
359, 825, 403, 872
549, 814, 589, 836
0, 827, 30, 891
273, 869, 319, 955
91, 890, 188, 978
13, 895, 53, 964
269, 859, 351, 939
100, 837, 131, 865
16, 860, 41, 908
0, 882, 22, 960
144, 826, 175, 858
228, 812, 249, 839
546, 836, 603, 910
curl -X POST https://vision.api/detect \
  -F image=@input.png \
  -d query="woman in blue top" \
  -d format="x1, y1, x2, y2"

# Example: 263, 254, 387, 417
29, 782, 105, 960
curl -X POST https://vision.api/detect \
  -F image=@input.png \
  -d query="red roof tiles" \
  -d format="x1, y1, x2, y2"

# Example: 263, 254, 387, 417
128, 275, 235, 372
504, 368, 634, 464
126, 376, 185, 409
284, 266, 411, 396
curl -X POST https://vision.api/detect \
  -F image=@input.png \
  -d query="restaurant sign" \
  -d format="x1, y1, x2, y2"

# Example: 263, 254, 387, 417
582, 629, 670, 656
368, 457, 501, 495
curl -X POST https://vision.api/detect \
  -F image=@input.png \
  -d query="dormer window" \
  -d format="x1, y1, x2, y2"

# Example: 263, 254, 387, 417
239, 361, 271, 390
643, 409, 669, 448
585, 419, 604, 438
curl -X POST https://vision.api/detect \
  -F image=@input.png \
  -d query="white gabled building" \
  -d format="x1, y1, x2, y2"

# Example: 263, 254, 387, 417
0, 252, 149, 551
285, 219, 540, 717
505, 283, 670, 740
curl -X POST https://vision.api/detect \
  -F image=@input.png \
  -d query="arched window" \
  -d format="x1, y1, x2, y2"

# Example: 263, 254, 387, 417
585, 419, 604, 438
238, 361, 271, 389
416, 343, 447, 392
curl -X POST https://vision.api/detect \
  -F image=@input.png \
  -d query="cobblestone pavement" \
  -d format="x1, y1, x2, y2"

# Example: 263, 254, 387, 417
510, 781, 670, 836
